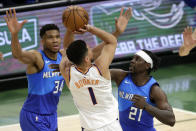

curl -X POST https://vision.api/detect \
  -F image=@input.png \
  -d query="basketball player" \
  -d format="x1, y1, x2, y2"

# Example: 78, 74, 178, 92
0, 52, 3, 60
58, 8, 132, 131
4, 8, 75, 131
179, 26, 196, 56
110, 49, 176, 131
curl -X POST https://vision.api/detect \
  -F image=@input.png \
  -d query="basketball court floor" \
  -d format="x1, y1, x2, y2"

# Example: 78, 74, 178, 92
0, 62, 196, 131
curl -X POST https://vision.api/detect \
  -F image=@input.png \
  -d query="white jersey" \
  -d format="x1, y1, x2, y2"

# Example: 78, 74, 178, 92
69, 64, 118, 130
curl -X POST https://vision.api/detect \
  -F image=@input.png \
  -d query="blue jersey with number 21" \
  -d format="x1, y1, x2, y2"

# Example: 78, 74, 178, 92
118, 73, 158, 131
23, 50, 64, 115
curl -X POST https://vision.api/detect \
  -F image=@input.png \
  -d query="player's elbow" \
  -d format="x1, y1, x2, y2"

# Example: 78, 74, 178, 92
168, 115, 176, 127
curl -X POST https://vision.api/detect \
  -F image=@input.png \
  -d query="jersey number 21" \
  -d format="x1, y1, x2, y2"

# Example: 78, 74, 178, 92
129, 107, 143, 122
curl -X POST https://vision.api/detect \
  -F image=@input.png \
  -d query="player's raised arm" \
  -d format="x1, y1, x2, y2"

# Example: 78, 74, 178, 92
4, 8, 38, 64
88, 24, 117, 63
92, 7, 132, 60
179, 26, 196, 56
62, 29, 74, 50
93, 8, 132, 79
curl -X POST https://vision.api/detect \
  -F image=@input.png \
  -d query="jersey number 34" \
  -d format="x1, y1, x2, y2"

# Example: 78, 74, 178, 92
53, 80, 64, 94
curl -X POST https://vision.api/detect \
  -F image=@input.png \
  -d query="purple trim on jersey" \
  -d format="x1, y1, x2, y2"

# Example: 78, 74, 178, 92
74, 65, 92, 75
93, 64, 102, 76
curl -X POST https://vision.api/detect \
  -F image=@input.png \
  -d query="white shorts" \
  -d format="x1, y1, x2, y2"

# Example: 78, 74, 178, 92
82, 119, 122, 131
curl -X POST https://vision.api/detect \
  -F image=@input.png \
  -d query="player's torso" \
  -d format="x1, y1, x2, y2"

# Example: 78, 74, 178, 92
69, 64, 118, 129
118, 74, 157, 131
23, 51, 64, 114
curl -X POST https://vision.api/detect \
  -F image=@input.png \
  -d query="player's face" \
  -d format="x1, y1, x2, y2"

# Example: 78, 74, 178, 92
129, 55, 148, 73
42, 30, 61, 53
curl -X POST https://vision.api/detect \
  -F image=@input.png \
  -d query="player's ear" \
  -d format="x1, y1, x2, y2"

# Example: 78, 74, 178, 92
145, 63, 151, 70
84, 56, 89, 63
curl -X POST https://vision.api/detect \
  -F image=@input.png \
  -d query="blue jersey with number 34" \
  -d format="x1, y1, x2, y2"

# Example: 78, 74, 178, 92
118, 74, 158, 131
23, 50, 64, 115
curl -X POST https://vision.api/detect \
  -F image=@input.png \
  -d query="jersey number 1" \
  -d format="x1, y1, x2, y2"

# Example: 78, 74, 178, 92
88, 87, 97, 105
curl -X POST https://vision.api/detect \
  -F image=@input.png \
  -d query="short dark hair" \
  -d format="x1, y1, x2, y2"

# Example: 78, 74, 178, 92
40, 24, 60, 38
142, 49, 161, 74
66, 40, 88, 65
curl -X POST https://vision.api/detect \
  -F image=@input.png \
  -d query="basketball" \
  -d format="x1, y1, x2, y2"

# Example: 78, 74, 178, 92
62, 6, 89, 31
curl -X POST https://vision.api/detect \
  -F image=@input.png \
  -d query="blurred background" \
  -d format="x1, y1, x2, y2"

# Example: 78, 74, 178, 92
0, 0, 196, 127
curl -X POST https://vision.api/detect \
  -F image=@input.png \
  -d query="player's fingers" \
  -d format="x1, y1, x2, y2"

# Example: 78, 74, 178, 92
120, 7, 124, 16
190, 27, 193, 32
188, 26, 192, 32
131, 97, 139, 102
133, 94, 142, 98
21, 20, 28, 27
183, 32, 186, 37
6, 10, 9, 21
185, 27, 188, 33
13, 8, 16, 18
125, 7, 132, 19
73, 30, 84, 34
9, 8, 12, 18
187, 26, 190, 32
84, 24, 92, 31
76, 28, 87, 33
4, 16, 8, 24
115, 17, 118, 25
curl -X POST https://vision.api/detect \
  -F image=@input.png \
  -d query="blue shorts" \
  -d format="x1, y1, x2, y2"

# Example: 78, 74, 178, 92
20, 109, 58, 131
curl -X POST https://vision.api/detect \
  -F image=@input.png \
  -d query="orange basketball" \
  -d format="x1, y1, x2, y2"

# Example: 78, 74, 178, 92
62, 6, 89, 31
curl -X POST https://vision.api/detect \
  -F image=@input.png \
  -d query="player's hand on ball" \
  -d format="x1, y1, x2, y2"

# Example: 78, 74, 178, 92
73, 28, 87, 34
84, 24, 94, 31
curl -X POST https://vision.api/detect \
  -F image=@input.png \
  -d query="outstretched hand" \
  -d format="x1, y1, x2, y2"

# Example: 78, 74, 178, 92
115, 7, 132, 35
4, 8, 27, 35
183, 26, 196, 50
